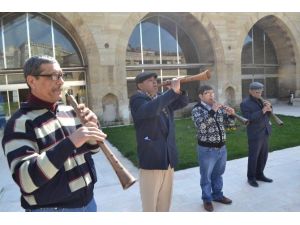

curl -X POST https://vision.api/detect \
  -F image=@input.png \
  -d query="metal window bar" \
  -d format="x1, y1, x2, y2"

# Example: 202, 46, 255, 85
0, 66, 87, 75
175, 24, 180, 77
26, 13, 31, 58
51, 20, 55, 58
157, 16, 163, 92
139, 22, 144, 66
126, 63, 212, 71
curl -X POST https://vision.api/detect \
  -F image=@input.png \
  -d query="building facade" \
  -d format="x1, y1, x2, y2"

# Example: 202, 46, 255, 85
1, 12, 300, 125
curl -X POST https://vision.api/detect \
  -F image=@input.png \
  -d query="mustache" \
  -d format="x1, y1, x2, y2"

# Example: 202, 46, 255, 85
52, 87, 63, 92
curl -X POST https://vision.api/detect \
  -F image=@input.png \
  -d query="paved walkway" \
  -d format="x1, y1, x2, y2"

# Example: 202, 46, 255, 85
0, 102, 299, 212
272, 101, 300, 117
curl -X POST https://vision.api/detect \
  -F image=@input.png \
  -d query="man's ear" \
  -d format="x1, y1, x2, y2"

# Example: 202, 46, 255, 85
137, 83, 142, 90
26, 75, 36, 90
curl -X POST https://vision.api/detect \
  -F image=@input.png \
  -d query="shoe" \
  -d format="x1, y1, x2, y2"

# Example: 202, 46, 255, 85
203, 202, 214, 212
257, 176, 273, 183
248, 179, 259, 187
213, 196, 232, 204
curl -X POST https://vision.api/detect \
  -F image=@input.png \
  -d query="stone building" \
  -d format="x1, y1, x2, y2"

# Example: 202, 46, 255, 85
1, 12, 300, 125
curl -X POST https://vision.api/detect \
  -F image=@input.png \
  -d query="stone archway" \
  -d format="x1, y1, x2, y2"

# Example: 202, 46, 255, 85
118, 12, 223, 100
256, 15, 297, 98
239, 14, 298, 99
53, 13, 104, 115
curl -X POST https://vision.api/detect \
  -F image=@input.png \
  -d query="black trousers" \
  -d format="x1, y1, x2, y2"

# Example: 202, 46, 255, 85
247, 134, 269, 180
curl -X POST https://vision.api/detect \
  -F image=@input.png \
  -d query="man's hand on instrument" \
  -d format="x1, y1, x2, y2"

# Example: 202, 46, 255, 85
84, 121, 99, 128
224, 106, 235, 116
77, 104, 98, 125
68, 126, 107, 148
212, 102, 222, 112
262, 105, 272, 114
263, 100, 272, 108
170, 78, 181, 94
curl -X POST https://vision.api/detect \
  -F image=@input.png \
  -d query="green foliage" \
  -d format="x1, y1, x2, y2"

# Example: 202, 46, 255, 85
103, 115, 300, 171
2, 102, 19, 115
103, 124, 139, 167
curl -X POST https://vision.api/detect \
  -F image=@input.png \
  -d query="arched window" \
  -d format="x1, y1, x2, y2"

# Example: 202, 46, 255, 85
126, 15, 211, 100
0, 13, 87, 117
241, 25, 279, 98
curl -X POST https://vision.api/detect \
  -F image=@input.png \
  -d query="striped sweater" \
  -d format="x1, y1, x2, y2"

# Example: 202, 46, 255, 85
1, 98, 100, 210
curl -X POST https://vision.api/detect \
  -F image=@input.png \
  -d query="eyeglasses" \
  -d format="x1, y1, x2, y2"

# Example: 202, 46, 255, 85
37, 72, 65, 81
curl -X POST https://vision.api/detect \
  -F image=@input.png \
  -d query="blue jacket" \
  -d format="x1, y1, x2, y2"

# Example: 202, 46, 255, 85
240, 95, 272, 140
130, 89, 188, 170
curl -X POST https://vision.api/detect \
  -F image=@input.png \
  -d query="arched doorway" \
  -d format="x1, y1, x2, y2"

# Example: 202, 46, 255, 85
241, 15, 296, 100
102, 93, 119, 126
225, 86, 236, 106
126, 12, 214, 102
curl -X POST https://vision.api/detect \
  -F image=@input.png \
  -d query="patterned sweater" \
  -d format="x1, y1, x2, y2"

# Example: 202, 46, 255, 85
1, 96, 99, 209
191, 102, 234, 148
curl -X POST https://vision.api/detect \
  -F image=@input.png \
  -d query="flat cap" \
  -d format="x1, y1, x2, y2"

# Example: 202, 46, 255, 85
249, 81, 264, 90
135, 71, 157, 84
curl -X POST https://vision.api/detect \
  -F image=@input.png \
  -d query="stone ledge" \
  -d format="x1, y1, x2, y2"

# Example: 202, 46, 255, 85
292, 98, 300, 106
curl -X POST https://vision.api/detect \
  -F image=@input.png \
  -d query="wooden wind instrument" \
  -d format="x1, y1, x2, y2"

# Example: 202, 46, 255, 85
259, 97, 284, 126
65, 92, 137, 190
158, 69, 211, 87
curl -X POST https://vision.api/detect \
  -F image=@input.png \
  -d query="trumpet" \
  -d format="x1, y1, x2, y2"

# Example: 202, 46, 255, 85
215, 101, 249, 125
258, 97, 284, 126
65, 92, 137, 190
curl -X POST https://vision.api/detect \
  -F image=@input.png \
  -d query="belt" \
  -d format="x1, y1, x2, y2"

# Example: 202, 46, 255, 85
198, 140, 225, 148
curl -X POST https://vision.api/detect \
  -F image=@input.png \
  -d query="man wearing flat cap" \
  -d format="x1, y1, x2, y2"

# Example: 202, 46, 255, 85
240, 82, 273, 188
130, 71, 188, 211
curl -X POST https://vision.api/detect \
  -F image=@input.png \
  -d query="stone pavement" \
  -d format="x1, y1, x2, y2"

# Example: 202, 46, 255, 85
272, 101, 300, 117
0, 102, 299, 212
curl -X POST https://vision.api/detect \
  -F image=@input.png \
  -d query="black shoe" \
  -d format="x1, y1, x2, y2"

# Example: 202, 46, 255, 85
213, 196, 232, 204
203, 202, 214, 212
257, 176, 273, 183
248, 179, 259, 187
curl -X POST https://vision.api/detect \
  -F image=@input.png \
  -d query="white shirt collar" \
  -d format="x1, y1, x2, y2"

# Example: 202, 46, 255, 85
201, 101, 212, 110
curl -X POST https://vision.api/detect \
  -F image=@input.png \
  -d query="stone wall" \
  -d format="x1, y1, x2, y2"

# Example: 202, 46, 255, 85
53, 12, 300, 125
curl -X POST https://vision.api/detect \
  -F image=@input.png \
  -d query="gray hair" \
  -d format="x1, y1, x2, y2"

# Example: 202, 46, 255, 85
23, 55, 59, 78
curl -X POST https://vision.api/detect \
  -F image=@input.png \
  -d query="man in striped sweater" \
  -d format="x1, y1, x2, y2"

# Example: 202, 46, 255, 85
1, 55, 107, 212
